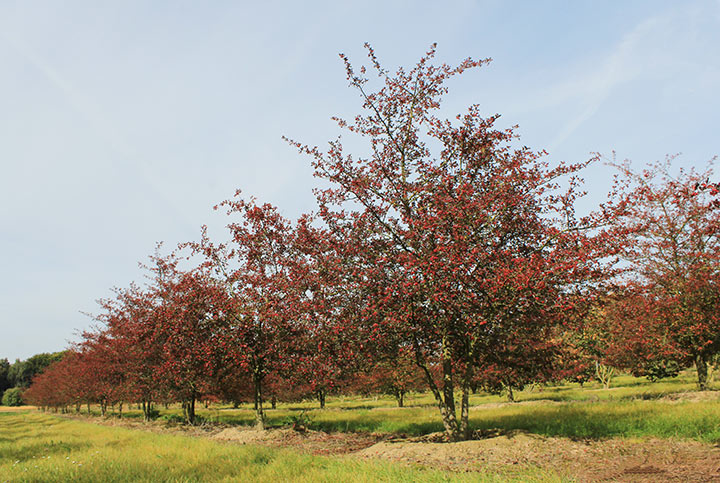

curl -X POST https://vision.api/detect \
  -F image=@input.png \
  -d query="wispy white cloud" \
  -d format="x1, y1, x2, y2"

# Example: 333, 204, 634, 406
546, 14, 665, 151
0, 31, 132, 157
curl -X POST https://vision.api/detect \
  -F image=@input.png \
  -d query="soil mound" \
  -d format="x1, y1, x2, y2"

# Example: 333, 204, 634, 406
213, 427, 380, 455
659, 390, 720, 403
356, 433, 720, 482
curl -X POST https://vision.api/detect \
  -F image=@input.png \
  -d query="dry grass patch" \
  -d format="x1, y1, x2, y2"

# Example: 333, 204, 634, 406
356, 430, 720, 482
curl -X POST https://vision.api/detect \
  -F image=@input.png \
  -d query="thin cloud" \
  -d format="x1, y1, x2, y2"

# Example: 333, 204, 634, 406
547, 14, 663, 151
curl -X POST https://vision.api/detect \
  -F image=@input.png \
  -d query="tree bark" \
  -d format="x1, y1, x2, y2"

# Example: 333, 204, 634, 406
181, 391, 197, 424
696, 353, 708, 391
253, 371, 266, 430
506, 384, 515, 402
317, 389, 326, 409
460, 363, 474, 440
413, 337, 462, 441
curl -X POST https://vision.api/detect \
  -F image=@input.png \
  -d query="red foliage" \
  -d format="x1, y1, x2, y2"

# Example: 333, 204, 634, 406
610, 159, 720, 389
287, 44, 613, 440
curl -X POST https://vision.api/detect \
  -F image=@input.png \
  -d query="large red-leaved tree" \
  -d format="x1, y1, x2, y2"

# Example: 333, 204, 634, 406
287, 44, 612, 440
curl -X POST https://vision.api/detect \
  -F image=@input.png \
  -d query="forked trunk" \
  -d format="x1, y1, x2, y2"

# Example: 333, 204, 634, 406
414, 336, 463, 441
142, 400, 152, 422
183, 391, 197, 424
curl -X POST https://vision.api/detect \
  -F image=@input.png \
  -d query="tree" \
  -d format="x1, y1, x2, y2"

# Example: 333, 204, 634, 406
288, 44, 611, 440
0, 358, 10, 394
362, 347, 425, 407
192, 197, 304, 429
8, 352, 65, 389
611, 159, 720, 389
2, 387, 23, 406
152, 263, 231, 424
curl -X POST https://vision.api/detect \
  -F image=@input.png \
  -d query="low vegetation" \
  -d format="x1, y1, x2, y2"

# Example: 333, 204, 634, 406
1, 410, 566, 482
5, 373, 718, 481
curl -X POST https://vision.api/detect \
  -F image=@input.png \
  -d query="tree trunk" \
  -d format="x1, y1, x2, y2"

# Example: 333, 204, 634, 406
460, 363, 474, 440
142, 400, 152, 422
506, 384, 515, 402
184, 392, 196, 425
696, 353, 708, 391
317, 389, 326, 409
118, 401, 123, 419
413, 339, 462, 441
271, 396, 277, 409
595, 361, 614, 389
253, 371, 266, 430
396, 390, 404, 408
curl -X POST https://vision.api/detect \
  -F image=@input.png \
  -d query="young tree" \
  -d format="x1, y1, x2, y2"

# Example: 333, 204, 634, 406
192, 197, 304, 429
611, 159, 720, 389
152, 264, 231, 424
288, 44, 611, 440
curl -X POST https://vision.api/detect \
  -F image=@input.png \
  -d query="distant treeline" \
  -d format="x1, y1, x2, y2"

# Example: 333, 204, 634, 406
0, 352, 65, 405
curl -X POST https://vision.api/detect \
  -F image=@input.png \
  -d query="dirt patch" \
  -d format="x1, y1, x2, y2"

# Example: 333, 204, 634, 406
659, 390, 720, 403
356, 431, 720, 482
213, 427, 380, 455
473, 398, 565, 410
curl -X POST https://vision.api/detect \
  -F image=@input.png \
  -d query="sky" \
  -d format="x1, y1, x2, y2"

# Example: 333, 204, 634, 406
1, 1, 719, 361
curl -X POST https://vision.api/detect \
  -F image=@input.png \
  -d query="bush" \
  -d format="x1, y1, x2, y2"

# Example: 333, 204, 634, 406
283, 411, 312, 432
2, 387, 23, 406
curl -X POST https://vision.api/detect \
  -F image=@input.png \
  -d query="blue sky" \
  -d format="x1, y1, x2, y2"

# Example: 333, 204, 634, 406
1, 1, 719, 361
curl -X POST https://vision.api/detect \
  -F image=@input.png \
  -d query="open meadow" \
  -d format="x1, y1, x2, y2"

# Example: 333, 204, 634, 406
3, 372, 720, 482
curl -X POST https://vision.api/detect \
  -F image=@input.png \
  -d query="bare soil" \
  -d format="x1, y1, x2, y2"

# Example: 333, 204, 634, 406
213, 427, 381, 455
355, 430, 720, 482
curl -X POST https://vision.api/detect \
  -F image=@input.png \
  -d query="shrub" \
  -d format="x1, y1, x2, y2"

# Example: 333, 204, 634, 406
2, 387, 23, 406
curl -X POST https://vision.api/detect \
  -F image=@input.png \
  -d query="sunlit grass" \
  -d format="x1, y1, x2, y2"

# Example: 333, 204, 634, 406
52, 370, 720, 444
0, 411, 566, 482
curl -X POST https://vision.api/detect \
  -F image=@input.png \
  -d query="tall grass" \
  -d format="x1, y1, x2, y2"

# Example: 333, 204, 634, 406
39, 371, 720, 443
0, 411, 566, 482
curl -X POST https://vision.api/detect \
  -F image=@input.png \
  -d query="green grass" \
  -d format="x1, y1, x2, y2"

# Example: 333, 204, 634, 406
0, 410, 566, 482
5, 373, 720, 481
65, 371, 720, 443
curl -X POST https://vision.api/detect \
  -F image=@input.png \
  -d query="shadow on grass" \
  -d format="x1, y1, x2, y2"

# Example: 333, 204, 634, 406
0, 440, 92, 463
208, 402, 720, 443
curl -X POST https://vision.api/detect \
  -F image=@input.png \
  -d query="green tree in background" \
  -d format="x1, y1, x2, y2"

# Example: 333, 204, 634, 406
2, 387, 23, 406
7, 352, 65, 388
0, 359, 10, 394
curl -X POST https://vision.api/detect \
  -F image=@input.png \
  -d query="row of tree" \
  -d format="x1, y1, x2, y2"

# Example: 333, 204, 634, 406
24, 45, 720, 441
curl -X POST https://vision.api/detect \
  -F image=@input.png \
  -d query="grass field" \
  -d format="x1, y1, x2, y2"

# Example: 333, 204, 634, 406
3, 371, 719, 482
0, 410, 566, 482
72, 372, 720, 442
